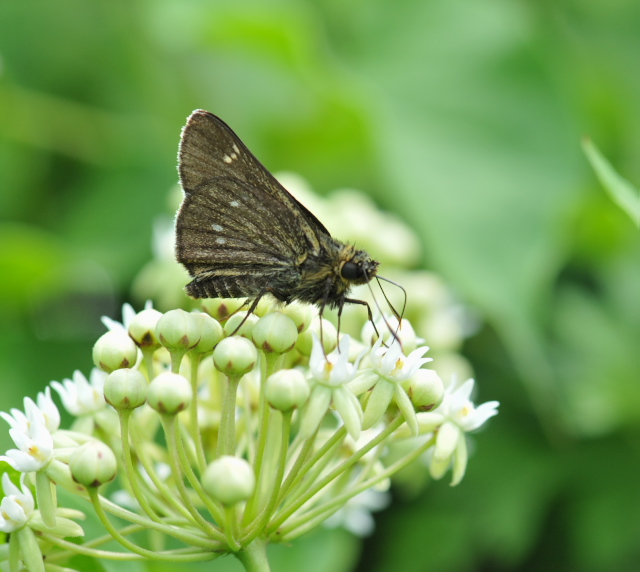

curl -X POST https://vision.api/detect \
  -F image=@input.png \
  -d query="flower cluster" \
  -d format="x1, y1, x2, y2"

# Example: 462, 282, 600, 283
0, 300, 498, 571
0, 180, 498, 571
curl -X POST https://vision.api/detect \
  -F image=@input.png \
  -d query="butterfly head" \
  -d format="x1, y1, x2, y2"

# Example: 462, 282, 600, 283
339, 250, 379, 286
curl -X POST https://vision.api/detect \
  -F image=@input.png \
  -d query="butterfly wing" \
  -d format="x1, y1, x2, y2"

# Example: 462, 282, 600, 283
176, 110, 331, 299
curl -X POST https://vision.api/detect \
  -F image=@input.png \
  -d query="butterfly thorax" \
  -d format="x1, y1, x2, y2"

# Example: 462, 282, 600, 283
292, 238, 379, 309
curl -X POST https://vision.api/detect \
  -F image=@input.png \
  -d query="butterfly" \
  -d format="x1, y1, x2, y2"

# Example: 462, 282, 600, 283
175, 110, 379, 323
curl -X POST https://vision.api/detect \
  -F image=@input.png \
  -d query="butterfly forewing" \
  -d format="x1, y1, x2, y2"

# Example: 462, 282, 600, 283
175, 109, 379, 310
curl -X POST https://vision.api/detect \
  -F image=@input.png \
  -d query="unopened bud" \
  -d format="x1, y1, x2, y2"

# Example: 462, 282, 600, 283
93, 331, 138, 373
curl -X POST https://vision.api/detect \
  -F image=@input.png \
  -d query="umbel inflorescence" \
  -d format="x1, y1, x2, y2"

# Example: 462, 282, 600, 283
0, 182, 498, 571
0, 299, 498, 570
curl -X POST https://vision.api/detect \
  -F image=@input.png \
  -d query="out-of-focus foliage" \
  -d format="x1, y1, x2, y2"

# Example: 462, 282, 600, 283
0, 1, 638, 571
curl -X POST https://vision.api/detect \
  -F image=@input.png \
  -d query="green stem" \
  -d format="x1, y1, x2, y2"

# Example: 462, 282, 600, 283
277, 426, 345, 508
267, 416, 404, 535
235, 537, 271, 572
280, 435, 437, 541
243, 352, 279, 524
141, 347, 156, 381
242, 411, 292, 543
170, 348, 187, 374
218, 373, 242, 457
118, 410, 161, 522
188, 352, 208, 473
88, 488, 220, 561
41, 531, 222, 563
128, 416, 195, 522
161, 416, 227, 542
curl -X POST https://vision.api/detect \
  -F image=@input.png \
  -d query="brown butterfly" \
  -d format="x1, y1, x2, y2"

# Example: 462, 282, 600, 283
175, 110, 379, 322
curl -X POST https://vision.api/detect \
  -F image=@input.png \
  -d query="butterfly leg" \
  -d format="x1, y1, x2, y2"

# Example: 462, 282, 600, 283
227, 287, 271, 336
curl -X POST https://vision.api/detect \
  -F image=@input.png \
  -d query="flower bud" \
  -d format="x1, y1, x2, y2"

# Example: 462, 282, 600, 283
156, 309, 201, 353
104, 368, 147, 410
147, 372, 192, 415
190, 313, 224, 354
281, 302, 314, 333
202, 456, 255, 505
404, 369, 444, 411
69, 441, 117, 487
201, 298, 246, 322
213, 336, 258, 376
93, 331, 138, 373
128, 308, 164, 349
296, 318, 337, 356
252, 312, 298, 354
223, 312, 259, 338
265, 369, 310, 411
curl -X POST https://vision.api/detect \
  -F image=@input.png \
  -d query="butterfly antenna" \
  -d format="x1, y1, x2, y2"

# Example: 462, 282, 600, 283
375, 275, 407, 340
363, 272, 401, 348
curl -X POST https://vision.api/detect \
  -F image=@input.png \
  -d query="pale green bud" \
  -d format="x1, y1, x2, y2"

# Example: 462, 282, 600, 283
93, 331, 138, 373
223, 311, 259, 338
281, 302, 314, 333
128, 308, 163, 349
296, 318, 337, 356
404, 369, 444, 411
252, 312, 298, 354
69, 441, 117, 487
213, 336, 257, 376
147, 371, 192, 415
265, 369, 310, 411
104, 368, 147, 410
190, 312, 224, 354
156, 309, 201, 352
202, 456, 255, 505
201, 298, 246, 322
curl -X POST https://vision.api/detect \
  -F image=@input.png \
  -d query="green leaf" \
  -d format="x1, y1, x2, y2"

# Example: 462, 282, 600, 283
582, 138, 640, 228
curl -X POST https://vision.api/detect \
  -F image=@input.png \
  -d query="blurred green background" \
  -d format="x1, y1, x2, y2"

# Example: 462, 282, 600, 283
0, 0, 638, 571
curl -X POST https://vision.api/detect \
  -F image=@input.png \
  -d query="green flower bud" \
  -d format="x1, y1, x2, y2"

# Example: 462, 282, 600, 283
104, 368, 147, 410
190, 312, 224, 354
296, 318, 337, 356
69, 441, 117, 487
223, 311, 259, 338
93, 331, 138, 373
404, 369, 444, 411
252, 312, 298, 354
213, 336, 258, 376
201, 298, 246, 322
202, 456, 255, 505
147, 372, 192, 415
281, 302, 314, 333
156, 309, 201, 353
128, 308, 163, 349
265, 369, 310, 411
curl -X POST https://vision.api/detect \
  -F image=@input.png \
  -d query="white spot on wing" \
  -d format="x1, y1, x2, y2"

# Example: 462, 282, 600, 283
212, 224, 224, 231
230, 200, 240, 207
232, 144, 239, 154
223, 155, 233, 164
216, 237, 227, 245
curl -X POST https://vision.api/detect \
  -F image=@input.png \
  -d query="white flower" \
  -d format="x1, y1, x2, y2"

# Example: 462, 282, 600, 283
51, 369, 107, 416
0, 419, 54, 472
300, 335, 362, 440
421, 377, 499, 485
101, 300, 154, 333
309, 334, 358, 387
0, 388, 60, 435
351, 338, 431, 434
369, 337, 431, 384
323, 489, 390, 537
0, 473, 34, 532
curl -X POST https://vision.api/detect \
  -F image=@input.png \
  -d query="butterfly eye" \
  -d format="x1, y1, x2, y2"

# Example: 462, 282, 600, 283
341, 261, 363, 281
